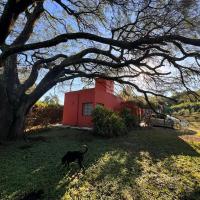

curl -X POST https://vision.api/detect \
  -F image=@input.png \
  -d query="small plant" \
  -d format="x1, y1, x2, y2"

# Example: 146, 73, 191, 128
119, 108, 139, 130
92, 106, 127, 137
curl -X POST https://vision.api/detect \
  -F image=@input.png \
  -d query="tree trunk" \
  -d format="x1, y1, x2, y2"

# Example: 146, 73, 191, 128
0, 80, 13, 139
0, 83, 27, 140
0, 109, 26, 140
7, 106, 27, 140
0, 97, 29, 140
0, 53, 58, 140
0, 54, 28, 140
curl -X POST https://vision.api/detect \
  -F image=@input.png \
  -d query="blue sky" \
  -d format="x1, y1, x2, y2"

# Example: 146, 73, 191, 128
22, 0, 199, 104
38, 0, 112, 105
40, 78, 84, 105
40, 78, 122, 105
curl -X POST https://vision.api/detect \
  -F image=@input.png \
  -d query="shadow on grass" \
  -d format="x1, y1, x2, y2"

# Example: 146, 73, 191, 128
117, 127, 199, 159
50, 127, 200, 199
0, 129, 114, 199
181, 187, 200, 200
0, 127, 199, 199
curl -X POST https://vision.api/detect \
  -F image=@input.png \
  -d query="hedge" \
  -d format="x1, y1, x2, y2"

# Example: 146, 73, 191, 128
25, 103, 63, 130
170, 102, 200, 113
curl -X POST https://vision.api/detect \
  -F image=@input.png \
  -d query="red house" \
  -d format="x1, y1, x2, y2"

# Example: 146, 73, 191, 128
62, 79, 143, 127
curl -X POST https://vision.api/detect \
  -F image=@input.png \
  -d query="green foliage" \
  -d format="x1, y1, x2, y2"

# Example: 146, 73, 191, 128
35, 100, 61, 108
25, 103, 63, 129
174, 112, 200, 129
163, 106, 171, 114
43, 94, 60, 105
170, 102, 200, 114
92, 106, 127, 137
119, 108, 138, 129
172, 90, 200, 104
35, 101, 49, 107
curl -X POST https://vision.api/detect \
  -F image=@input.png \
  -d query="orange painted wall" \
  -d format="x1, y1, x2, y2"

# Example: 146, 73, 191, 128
94, 79, 122, 110
76, 89, 95, 127
62, 92, 79, 126
62, 89, 95, 127
62, 79, 142, 127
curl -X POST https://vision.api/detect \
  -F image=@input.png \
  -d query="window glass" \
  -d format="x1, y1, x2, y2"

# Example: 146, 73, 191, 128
83, 103, 93, 116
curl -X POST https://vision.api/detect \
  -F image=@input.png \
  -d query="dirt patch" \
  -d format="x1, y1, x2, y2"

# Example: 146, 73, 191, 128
180, 135, 200, 143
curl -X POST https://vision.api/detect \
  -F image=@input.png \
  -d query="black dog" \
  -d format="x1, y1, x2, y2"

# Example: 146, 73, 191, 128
20, 189, 44, 200
61, 145, 88, 169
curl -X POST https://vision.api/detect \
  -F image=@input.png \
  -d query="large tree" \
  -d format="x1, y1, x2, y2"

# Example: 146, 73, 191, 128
0, 0, 200, 139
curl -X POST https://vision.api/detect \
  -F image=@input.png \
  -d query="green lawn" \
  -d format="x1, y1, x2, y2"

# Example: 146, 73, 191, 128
0, 126, 200, 200
183, 112, 200, 136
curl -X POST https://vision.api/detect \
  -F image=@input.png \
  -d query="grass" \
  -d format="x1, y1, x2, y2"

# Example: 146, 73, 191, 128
0, 125, 200, 200
174, 112, 200, 136
183, 112, 200, 135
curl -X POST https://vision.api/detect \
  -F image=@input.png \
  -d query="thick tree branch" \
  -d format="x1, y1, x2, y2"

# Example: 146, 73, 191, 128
13, 2, 44, 45
0, 0, 37, 45
1, 33, 200, 61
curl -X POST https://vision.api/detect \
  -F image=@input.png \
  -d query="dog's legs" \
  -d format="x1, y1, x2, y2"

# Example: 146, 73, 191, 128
66, 161, 70, 169
78, 159, 84, 170
78, 159, 86, 174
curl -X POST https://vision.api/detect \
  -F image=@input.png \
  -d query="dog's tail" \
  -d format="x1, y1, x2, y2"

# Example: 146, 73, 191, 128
82, 145, 88, 154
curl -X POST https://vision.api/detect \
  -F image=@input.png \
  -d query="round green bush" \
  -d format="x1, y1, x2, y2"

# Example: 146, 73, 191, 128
119, 108, 138, 130
92, 106, 127, 137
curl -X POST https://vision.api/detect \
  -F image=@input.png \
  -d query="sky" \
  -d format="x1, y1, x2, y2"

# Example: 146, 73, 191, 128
40, 77, 123, 105
36, 0, 117, 105
6, 0, 200, 105
40, 78, 84, 105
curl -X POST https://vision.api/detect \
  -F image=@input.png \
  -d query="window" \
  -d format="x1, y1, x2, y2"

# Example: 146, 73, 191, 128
83, 103, 93, 116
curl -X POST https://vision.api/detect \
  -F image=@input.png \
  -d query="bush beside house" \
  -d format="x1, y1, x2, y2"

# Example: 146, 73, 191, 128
92, 106, 138, 137
120, 107, 138, 130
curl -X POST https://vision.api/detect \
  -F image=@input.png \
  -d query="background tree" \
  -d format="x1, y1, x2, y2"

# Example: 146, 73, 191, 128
1, 0, 200, 139
43, 94, 60, 105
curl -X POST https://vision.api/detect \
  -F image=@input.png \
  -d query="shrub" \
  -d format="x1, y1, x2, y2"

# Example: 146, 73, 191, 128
170, 101, 200, 114
92, 106, 127, 137
119, 108, 138, 130
108, 113, 127, 137
25, 103, 63, 130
